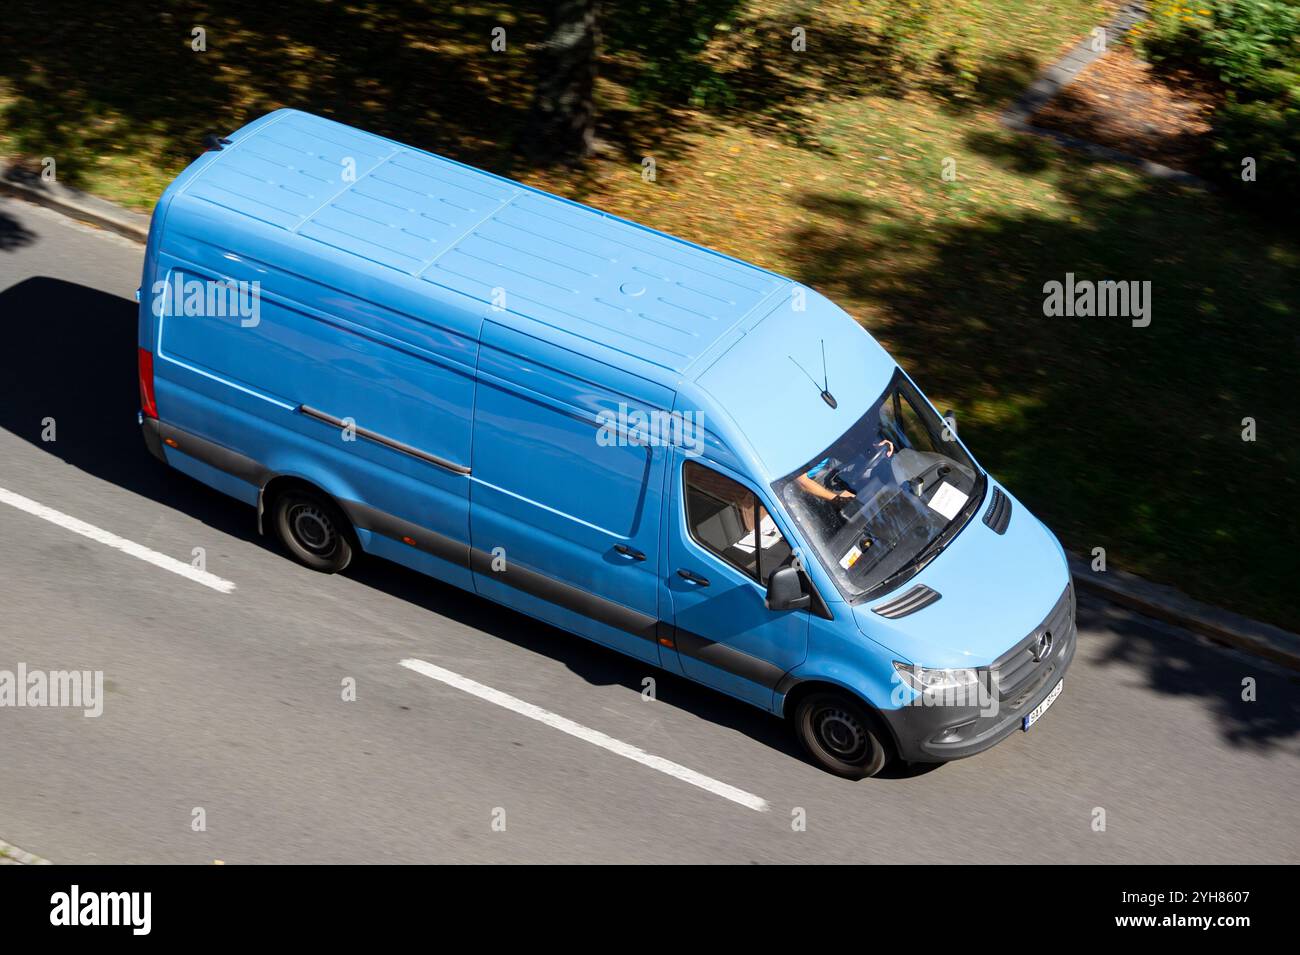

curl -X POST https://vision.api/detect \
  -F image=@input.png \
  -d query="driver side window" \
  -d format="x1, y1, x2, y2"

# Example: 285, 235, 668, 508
683, 461, 791, 584
890, 391, 941, 455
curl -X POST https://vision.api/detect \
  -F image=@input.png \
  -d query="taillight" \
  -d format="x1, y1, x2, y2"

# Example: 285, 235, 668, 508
138, 347, 159, 419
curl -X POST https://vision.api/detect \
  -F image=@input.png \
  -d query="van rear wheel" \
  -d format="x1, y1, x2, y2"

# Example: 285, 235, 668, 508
271, 488, 354, 573
794, 691, 889, 779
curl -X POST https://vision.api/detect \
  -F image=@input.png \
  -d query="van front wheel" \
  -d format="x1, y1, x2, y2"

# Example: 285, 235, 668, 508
794, 691, 889, 779
271, 488, 354, 573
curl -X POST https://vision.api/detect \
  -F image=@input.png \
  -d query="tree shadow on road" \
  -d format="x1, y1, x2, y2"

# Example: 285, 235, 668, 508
0, 208, 37, 252
1080, 594, 1300, 753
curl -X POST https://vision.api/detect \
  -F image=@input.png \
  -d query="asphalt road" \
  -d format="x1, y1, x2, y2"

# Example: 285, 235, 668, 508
1, 194, 1297, 864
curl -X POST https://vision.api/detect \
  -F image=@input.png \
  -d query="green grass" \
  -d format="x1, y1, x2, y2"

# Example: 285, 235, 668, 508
2, 0, 1295, 627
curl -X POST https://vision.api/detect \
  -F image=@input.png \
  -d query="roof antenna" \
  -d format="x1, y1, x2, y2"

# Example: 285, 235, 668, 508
789, 339, 837, 409
819, 339, 837, 408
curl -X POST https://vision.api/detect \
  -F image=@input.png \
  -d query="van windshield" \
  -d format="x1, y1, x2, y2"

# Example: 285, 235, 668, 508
773, 369, 985, 602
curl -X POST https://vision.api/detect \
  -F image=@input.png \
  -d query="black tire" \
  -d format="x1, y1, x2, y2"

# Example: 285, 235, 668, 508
793, 691, 890, 779
271, 487, 354, 573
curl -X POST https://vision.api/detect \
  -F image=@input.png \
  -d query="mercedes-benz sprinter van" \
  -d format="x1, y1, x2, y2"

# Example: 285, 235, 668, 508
137, 110, 1075, 778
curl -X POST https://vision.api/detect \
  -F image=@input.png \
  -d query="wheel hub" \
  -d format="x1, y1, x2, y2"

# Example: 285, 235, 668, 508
290, 504, 336, 554
815, 707, 867, 761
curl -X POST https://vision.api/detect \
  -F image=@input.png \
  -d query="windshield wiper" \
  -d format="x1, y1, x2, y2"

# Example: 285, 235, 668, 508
871, 483, 981, 594
874, 529, 948, 593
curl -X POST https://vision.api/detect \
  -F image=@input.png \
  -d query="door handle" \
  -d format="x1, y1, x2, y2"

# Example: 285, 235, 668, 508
676, 568, 710, 586
614, 544, 646, 562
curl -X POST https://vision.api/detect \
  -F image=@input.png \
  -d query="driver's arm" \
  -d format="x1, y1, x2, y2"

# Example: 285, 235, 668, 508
797, 473, 853, 501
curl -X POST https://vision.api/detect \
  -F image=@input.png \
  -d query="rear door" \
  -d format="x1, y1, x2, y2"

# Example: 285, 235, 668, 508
665, 454, 809, 709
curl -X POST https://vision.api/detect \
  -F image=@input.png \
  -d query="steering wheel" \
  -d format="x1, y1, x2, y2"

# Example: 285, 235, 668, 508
863, 443, 889, 474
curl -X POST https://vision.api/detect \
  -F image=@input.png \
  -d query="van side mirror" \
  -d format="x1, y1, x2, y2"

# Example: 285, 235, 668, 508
766, 566, 811, 612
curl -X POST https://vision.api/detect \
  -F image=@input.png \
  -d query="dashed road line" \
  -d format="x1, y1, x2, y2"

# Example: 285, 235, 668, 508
0, 838, 52, 865
400, 657, 770, 812
0, 486, 236, 594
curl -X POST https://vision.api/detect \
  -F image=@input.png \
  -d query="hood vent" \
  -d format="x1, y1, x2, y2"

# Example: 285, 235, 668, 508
983, 487, 1012, 535
872, 584, 942, 619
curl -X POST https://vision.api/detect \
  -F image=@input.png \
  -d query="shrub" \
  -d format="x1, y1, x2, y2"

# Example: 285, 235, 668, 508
1141, 0, 1300, 203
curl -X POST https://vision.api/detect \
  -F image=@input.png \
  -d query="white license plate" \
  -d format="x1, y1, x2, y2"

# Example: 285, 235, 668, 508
1022, 679, 1063, 731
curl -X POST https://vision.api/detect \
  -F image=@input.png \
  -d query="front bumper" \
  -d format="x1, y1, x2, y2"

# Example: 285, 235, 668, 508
880, 582, 1077, 763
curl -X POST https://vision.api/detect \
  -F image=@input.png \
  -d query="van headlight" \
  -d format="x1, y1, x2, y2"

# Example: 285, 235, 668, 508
893, 661, 982, 692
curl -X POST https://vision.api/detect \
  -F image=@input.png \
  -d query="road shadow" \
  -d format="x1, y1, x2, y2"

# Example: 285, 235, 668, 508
1081, 593, 1300, 753
0, 277, 266, 546
0, 208, 37, 252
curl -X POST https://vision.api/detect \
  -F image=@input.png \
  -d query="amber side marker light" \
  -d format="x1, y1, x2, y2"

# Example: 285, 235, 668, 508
401, 536, 417, 546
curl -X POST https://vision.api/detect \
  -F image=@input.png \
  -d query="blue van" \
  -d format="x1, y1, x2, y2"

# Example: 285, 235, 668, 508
137, 110, 1075, 778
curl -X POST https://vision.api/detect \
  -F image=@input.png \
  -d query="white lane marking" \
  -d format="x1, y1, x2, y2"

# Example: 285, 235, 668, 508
0, 837, 52, 865
0, 486, 236, 594
400, 658, 769, 812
